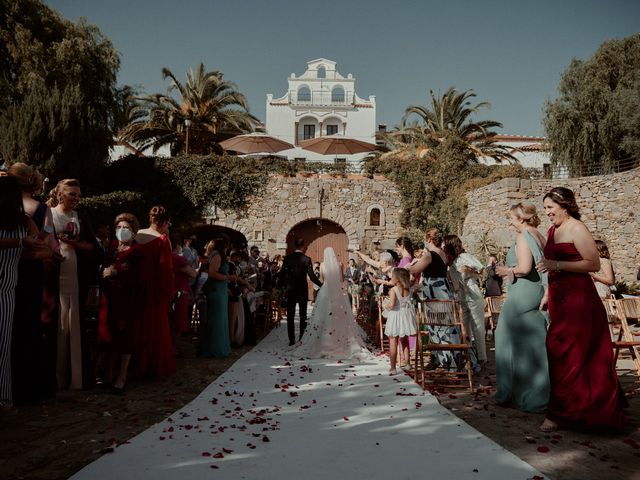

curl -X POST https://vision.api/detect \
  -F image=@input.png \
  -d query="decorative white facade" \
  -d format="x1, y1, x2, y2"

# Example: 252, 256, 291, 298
265, 58, 376, 169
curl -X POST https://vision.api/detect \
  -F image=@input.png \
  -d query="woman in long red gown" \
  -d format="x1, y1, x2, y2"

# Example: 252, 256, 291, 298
132, 206, 175, 378
537, 187, 626, 431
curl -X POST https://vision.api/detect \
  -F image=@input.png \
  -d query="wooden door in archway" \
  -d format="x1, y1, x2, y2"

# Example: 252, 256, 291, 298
286, 219, 348, 298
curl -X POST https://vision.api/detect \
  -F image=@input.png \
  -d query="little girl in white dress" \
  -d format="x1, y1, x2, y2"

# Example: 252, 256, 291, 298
383, 268, 417, 375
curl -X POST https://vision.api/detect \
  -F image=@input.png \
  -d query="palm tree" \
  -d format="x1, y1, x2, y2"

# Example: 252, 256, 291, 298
379, 87, 517, 163
118, 64, 260, 155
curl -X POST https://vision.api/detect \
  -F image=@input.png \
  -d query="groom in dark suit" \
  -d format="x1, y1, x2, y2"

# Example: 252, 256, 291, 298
282, 238, 323, 345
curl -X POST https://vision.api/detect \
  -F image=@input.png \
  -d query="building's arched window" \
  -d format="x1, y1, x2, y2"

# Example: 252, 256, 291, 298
369, 208, 381, 227
298, 86, 311, 102
331, 86, 345, 103
317, 65, 326, 79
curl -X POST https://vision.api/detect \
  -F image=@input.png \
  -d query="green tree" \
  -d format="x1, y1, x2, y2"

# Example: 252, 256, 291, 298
365, 133, 533, 233
543, 34, 640, 176
381, 87, 516, 163
118, 64, 260, 155
0, 0, 120, 185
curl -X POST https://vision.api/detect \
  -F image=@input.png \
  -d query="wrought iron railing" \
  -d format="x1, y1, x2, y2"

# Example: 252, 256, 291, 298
544, 156, 638, 179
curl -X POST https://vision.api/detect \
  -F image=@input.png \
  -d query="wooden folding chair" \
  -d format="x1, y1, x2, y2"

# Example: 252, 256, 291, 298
265, 289, 284, 332
413, 299, 474, 392
377, 294, 389, 353
485, 295, 505, 339
614, 297, 640, 378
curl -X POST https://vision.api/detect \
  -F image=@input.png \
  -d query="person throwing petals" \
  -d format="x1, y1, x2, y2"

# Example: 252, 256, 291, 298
536, 187, 626, 432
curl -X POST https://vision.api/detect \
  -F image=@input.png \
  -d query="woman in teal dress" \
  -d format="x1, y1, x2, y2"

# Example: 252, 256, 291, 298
495, 203, 550, 412
200, 238, 237, 358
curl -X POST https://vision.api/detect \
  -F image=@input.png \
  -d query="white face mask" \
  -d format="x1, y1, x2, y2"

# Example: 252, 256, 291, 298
115, 227, 133, 243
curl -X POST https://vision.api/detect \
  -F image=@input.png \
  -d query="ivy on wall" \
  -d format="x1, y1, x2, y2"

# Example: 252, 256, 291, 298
364, 135, 537, 234
78, 154, 353, 228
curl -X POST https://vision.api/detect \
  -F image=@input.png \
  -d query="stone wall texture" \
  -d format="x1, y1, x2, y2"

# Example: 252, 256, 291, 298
206, 173, 404, 257
462, 168, 640, 283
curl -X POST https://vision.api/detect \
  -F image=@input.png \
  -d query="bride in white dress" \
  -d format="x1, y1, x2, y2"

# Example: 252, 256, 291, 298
291, 247, 369, 360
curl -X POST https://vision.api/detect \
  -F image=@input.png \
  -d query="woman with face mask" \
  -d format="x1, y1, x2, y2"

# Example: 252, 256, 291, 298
98, 213, 142, 393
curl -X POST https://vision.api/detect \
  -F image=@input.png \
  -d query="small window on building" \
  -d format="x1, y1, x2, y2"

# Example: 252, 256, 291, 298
298, 86, 311, 102
369, 208, 381, 227
317, 65, 326, 79
303, 125, 315, 140
254, 230, 264, 241
331, 86, 345, 103
326, 124, 338, 136
543, 163, 551, 178
294, 157, 306, 164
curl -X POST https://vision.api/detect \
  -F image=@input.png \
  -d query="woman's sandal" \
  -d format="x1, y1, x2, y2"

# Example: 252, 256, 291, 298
539, 418, 558, 432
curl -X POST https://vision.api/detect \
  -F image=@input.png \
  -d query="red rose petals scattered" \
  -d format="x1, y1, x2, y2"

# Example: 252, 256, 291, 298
201, 452, 211, 457
213, 452, 224, 459
343, 416, 349, 421
159, 436, 166, 440
262, 435, 270, 442
197, 416, 209, 421
210, 464, 219, 469
537, 446, 550, 453
415, 402, 422, 408
222, 448, 234, 454
246, 443, 256, 449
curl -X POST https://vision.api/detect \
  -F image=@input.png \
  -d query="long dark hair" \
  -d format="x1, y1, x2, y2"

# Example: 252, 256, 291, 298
395, 236, 415, 258
0, 176, 29, 231
443, 234, 465, 265
211, 237, 228, 265
543, 187, 581, 220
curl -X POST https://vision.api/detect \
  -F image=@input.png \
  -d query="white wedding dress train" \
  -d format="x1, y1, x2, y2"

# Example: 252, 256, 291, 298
291, 247, 369, 360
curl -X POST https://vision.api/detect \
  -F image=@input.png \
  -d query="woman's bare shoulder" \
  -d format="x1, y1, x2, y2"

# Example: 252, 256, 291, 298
135, 230, 160, 245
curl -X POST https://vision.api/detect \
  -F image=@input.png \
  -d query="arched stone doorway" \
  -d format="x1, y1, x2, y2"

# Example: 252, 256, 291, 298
287, 219, 348, 297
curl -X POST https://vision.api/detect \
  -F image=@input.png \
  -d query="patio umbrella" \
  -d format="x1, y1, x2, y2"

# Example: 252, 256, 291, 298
219, 133, 294, 154
300, 135, 378, 155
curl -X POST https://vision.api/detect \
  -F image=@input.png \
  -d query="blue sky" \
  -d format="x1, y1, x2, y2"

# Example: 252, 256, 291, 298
47, 0, 639, 136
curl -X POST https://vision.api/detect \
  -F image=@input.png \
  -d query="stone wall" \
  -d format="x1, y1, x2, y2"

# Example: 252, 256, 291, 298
205, 173, 404, 257
462, 168, 640, 283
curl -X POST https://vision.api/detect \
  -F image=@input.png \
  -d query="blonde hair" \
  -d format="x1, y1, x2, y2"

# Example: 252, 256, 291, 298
391, 267, 411, 293
47, 179, 81, 208
7, 162, 44, 194
510, 203, 541, 227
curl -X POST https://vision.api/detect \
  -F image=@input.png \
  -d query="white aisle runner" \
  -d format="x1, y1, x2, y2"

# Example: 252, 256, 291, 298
73, 323, 545, 480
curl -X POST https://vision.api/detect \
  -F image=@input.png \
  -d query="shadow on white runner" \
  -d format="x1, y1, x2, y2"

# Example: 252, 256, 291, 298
72, 322, 546, 479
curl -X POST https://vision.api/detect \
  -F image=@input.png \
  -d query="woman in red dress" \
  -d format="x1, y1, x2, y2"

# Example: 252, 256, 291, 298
99, 213, 142, 392
537, 187, 626, 431
132, 206, 175, 378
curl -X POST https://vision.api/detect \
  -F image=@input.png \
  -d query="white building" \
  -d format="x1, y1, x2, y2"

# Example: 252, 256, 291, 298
265, 58, 376, 169
479, 134, 551, 171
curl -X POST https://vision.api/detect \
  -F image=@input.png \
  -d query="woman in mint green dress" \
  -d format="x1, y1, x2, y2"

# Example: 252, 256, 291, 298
495, 203, 550, 412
